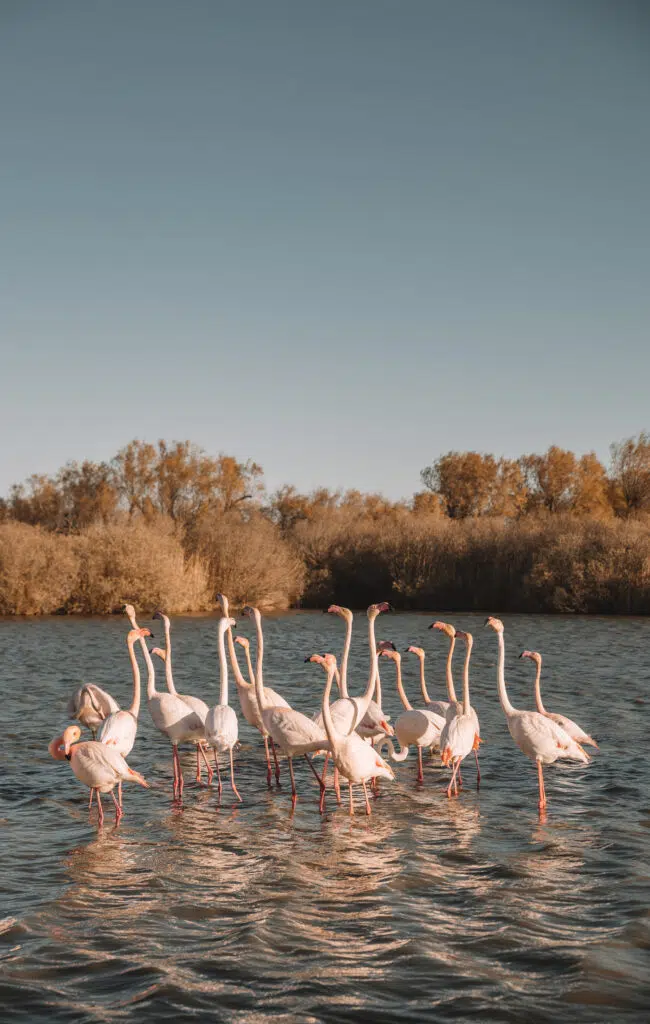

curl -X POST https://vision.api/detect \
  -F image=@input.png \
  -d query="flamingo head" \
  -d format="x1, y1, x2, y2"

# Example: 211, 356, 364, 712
368, 601, 391, 618
377, 639, 399, 662
122, 603, 137, 625
151, 647, 166, 661
128, 627, 154, 645
430, 621, 456, 639
234, 635, 250, 650
242, 605, 255, 620
152, 610, 170, 627
305, 653, 338, 672
405, 645, 425, 658
48, 733, 67, 761
215, 593, 229, 613
455, 629, 473, 648
326, 604, 352, 621
62, 724, 82, 757
484, 616, 504, 633
220, 616, 237, 631
520, 649, 541, 664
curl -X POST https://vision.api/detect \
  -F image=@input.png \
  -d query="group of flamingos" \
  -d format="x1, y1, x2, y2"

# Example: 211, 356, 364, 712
49, 599, 598, 826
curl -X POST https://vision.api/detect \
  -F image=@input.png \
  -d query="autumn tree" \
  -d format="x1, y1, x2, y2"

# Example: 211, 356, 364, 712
420, 451, 526, 518
522, 446, 610, 516
609, 432, 650, 516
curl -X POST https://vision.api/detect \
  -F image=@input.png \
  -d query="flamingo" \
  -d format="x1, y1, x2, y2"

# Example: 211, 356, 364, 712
97, 626, 151, 806
404, 645, 449, 718
233, 634, 256, 685
520, 650, 598, 748
144, 636, 205, 801
438, 629, 482, 787
220, 596, 290, 785
49, 724, 149, 827
148, 609, 213, 784
485, 617, 590, 811
308, 654, 394, 816
440, 631, 481, 797
355, 602, 394, 742
246, 605, 328, 807
428, 621, 459, 714
378, 646, 445, 783
204, 616, 242, 802
67, 684, 119, 738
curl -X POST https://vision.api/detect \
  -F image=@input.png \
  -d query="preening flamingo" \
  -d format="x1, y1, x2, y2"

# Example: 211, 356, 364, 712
440, 631, 481, 797
150, 610, 213, 784
204, 616, 242, 802
49, 724, 148, 827
379, 646, 445, 783
520, 650, 598, 748
308, 654, 394, 816
485, 617, 590, 811
67, 684, 119, 738
246, 604, 328, 807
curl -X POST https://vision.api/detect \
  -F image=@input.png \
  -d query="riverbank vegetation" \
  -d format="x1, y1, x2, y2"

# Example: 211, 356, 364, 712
1, 435, 650, 615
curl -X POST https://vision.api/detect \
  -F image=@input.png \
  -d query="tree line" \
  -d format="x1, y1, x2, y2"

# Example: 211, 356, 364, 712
1, 434, 650, 615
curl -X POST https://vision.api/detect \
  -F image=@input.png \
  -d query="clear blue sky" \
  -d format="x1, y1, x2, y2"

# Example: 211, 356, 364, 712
1, 1, 648, 500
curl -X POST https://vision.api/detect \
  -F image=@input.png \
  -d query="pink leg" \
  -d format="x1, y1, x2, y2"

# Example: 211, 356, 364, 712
199, 744, 214, 785
319, 753, 329, 813
348, 782, 355, 816
111, 789, 123, 825
417, 746, 424, 784
334, 767, 341, 805
537, 760, 547, 810
362, 780, 372, 816
213, 750, 223, 799
195, 745, 202, 783
88, 788, 95, 810
229, 747, 242, 803
96, 792, 104, 827
474, 749, 481, 788
288, 757, 297, 805
271, 739, 281, 785
117, 781, 123, 808
304, 754, 326, 811
263, 736, 273, 787
447, 759, 460, 798
458, 765, 463, 789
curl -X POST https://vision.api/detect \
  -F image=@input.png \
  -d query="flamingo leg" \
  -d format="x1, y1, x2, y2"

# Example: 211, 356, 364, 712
88, 788, 95, 810
111, 789, 123, 824
229, 747, 242, 803
304, 754, 326, 811
362, 780, 372, 816
117, 781, 123, 808
348, 782, 355, 816
474, 749, 481, 789
263, 736, 273, 787
334, 767, 341, 805
271, 739, 281, 785
417, 746, 424, 784
96, 792, 104, 827
537, 760, 547, 810
195, 745, 202, 783
199, 743, 214, 785
288, 757, 297, 805
213, 750, 223, 799
458, 765, 463, 789
447, 758, 460, 798
319, 753, 329, 813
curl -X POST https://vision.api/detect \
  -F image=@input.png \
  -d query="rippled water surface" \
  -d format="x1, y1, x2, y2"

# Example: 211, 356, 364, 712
1, 611, 649, 1023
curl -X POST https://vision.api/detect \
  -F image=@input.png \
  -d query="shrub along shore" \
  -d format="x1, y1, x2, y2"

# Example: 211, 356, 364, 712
2, 437, 650, 616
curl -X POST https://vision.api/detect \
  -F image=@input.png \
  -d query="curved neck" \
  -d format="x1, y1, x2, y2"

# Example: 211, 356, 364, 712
127, 638, 141, 718
533, 659, 545, 713
217, 623, 229, 705
496, 631, 515, 715
243, 646, 255, 687
321, 664, 339, 752
445, 636, 458, 703
163, 618, 177, 695
252, 610, 267, 710
354, 651, 380, 719
393, 657, 412, 711
140, 637, 156, 699
461, 642, 472, 715
367, 611, 383, 707
339, 614, 352, 698
227, 634, 250, 693
417, 655, 431, 704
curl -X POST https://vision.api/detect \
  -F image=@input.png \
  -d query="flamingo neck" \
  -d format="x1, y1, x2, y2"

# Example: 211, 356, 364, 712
367, 611, 382, 708
339, 614, 352, 698
163, 619, 177, 695
394, 657, 412, 711
253, 610, 268, 710
445, 636, 458, 703
533, 659, 546, 713
461, 642, 472, 716
127, 638, 141, 718
243, 647, 255, 687
355, 652, 380, 720
496, 631, 515, 716
226, 633, 249, 692
140, 638, 156, 699
321, 664, 340, 753
217, 622, 229, 706
417, 655, 431, 704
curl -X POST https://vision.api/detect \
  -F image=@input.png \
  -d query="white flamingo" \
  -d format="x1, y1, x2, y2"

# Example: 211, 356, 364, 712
308, 654, 394, 816
148, 609, 213, 784
205, 616, 242, 802
404, 645, 449, 718
438, 629, 482, 787
520, 650, 598, 748
355, 602, 393, 742
49, 724, 148, 827
439, 631, 481, 798
247, 606, 328, 807
67, 684, 119, 738
485, 617, 590, 811
430, 620, 482, 782
378, 646, 445, 783
144, 636, 205, 801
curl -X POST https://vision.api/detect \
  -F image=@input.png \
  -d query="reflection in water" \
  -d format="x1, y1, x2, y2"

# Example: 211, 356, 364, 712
1, 611, 649, 1022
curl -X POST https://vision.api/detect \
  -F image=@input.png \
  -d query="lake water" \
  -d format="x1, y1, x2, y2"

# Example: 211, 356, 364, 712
1, 611, 648, 1023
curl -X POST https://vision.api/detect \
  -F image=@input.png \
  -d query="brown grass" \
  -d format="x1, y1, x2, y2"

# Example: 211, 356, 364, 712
0, 522, 79, 614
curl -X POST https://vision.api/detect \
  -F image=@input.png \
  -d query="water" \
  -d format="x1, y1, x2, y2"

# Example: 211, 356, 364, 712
1, 611, 648, 1023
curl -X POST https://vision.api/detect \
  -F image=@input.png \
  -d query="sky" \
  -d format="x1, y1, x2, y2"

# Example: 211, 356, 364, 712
1, 0, 649, 500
